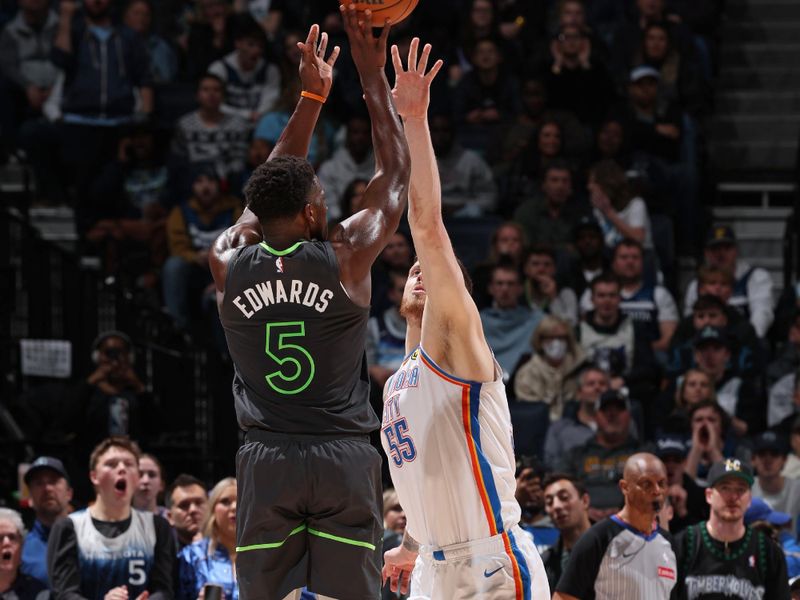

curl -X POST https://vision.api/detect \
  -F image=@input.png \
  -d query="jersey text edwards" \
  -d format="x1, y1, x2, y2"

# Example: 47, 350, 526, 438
232, 279, 334, 318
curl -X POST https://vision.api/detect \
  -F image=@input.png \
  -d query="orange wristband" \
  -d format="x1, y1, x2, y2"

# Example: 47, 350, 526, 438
301, 90, 327, 104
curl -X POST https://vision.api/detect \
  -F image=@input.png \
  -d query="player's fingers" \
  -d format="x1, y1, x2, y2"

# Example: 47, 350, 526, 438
425, 58, 444, 82
317, 31, 328, 57
417, 42, 432, 74
378, 18, 392, 48
408, 37, 419, 73
304, 23, 318, 50
326, 45, 341, 67
341, 4, 358, 37
400, 568, 411, 595
391, 44, 403, 73
389, 568, 400, 593
361, 9, 373, 36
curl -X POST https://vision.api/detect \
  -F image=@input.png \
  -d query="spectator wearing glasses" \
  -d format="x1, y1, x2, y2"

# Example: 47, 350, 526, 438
0, 508, 48, 600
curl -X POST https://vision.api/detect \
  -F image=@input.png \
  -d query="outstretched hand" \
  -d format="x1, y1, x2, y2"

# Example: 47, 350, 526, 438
341, 3, 392, 73
297, 24, 340, 99
391, 38, 443, 120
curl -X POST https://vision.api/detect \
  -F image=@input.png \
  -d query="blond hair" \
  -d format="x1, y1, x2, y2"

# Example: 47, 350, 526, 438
202, 477, 236, 556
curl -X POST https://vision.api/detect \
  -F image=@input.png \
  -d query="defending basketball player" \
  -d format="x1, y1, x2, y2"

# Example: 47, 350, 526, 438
380, 39, 550, 599
210, 10, 409, 600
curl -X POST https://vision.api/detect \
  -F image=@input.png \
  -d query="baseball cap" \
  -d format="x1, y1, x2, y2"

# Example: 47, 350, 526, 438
655, 434, 688, 459
630, 65, 661, 83
692, 325, 731, 349
595, 389, 630, 412
707, 459, 754, 488
24, 456, 69, 485
753, 430, 788, 455
744, 497, 790, 526
573, 215, 603, 238
705, 225, 736, 248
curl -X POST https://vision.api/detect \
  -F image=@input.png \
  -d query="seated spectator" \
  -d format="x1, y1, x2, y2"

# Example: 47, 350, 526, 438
632, 22, 706, 115
655, 434, 707, 533
471, 221, 526, 310
667, 368, 716, 427
133, 453, 167, 518
515, 457, 558, 554
185, 0, 235, 80
429, 113, 497, 217
686, 226, 775, 338
512, 161, 588, 256
552, 0, 610, 64
541, 473, 592, 592
163, 165, 243, 334
452, 37, 521, 153
542, 24, 615, 128
692, 326, 765, 436
522, 245, 578, 325
579, 272, 656, 393
20, 457, 73, 587
50, 0, 153, 231
165, 474, 208, 551
751, 431, 800, 534
366, 269, 408, 396
581, 238, 678, 354
770, 366, 800, 431
685, 400, 750, 483
513, 315, 587, 419
85, 123, 169, 282
510, 120, 572, 198
588, 159, 653, 251
317, 115, 375, 222
48, 437, 175, 599
566, 389, 640, 520
122, 0, 178, 83
0, 0, 59, 152
544, 366, 610, 471
207, 14, 279, 122
67, 331, 160, 502
564, 216, 607, 299
744, 498, 800, 580
0, 508, 48, 600
177, 477, 238, 600
591, 117, 631, 168
768, 309, 800, 387
668, 292, 762, 380
171, 73, 251, 189
480, 263, 544, 381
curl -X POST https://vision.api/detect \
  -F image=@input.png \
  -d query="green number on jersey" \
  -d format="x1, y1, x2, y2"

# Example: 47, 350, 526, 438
264, 321, 316, 394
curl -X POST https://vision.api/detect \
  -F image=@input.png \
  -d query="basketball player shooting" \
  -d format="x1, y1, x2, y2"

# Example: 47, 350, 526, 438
210, 9, 410, 600
380, 39, 550, 599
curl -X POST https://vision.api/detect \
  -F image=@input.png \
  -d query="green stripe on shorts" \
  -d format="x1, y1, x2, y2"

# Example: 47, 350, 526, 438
307, 527, 376, 551
236, 523, 307, 552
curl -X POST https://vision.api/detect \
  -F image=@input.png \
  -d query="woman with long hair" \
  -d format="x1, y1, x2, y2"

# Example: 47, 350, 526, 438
587, 159, 653, 251
177, 477, 237, 600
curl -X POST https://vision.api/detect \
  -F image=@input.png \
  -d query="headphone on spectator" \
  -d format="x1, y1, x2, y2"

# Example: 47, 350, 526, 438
91, 330, 135, 365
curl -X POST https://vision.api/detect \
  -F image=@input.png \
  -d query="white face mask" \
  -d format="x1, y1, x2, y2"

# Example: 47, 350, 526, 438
542, 338, 568, 361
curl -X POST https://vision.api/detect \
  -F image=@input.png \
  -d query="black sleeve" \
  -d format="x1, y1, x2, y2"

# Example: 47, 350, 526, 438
48, 518, 89, 600
555, 521, 614, 599
148, 515, 176, 600
670, 529, 687, 600
764, 535, 791, 600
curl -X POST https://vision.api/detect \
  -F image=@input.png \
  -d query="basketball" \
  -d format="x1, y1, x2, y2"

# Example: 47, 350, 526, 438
340, 0, 421, 25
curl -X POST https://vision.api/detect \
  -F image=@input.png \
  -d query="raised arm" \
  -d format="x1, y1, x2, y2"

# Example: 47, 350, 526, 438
210, 24, 339, 295
391, 39, 493, 381
328, 5, 410, 305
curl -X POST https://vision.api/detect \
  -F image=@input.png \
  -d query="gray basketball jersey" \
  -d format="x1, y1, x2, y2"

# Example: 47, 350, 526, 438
219, 240, 378, 435
556, 515, 677, 600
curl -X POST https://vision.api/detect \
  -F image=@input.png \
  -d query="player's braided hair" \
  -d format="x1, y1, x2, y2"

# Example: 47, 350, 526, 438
245, 156, 316, 221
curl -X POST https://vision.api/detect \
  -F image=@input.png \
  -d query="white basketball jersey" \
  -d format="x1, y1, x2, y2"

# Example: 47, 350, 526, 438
381, 345, 521, 548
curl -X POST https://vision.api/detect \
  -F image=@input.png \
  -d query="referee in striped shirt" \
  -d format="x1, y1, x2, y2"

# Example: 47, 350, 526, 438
553, 452, 678, 600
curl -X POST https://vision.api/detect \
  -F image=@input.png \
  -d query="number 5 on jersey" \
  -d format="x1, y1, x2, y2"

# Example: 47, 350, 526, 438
264, 321, 316, 395
383, 418, 417, 467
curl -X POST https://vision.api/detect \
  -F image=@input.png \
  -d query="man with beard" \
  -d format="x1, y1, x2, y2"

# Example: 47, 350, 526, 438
380, 39, 549, 599
47, 437, 175, 599
540, 474, 592, 591
673, 459, 790, 600
20, 457, 73, 587
554, 453, 677, 599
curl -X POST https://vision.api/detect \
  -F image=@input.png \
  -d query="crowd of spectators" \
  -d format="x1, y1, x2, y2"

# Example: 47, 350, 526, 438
7, 0, 800, 597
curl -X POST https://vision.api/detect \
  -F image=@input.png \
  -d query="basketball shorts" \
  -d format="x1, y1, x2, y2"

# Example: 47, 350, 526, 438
409, 526, 550, 600
236, 430, 383, 600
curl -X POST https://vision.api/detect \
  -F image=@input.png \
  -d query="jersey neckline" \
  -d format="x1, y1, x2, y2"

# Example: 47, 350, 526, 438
259, 240, 306, 256
610, 514, 659, 541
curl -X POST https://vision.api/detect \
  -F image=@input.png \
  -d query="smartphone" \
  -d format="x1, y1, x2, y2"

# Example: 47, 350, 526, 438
204, 585, 223, 600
